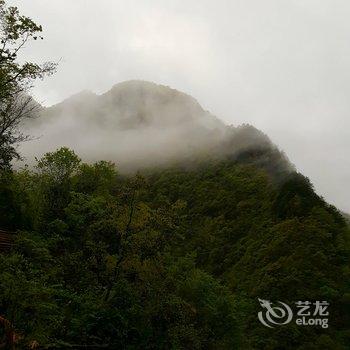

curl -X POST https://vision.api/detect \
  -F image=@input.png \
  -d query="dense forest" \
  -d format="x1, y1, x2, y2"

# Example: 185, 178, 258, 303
0, 145, 349, 349
0, 1, 349, 349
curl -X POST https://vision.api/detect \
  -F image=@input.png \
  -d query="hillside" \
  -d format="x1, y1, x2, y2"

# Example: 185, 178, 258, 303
0, 81, 348, 349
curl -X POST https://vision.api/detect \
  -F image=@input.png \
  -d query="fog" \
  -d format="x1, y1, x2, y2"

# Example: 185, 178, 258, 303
9, 0, 350, 212
20, 81, 229, 171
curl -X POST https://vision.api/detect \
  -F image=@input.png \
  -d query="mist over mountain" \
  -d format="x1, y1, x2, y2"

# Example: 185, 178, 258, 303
7, 85, 350, 349
2, 1, 350, 348
9, 83, 349, 348
20, 80, 291, 176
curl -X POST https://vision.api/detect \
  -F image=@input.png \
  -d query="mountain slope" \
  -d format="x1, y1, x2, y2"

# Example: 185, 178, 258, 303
143, 162, 350, 349
21, 80, 290, 175
1, 81, 348, 349
3, 148, 349, 349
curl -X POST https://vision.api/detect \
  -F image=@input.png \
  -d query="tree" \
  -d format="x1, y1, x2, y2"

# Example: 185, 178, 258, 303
0, 0, 56, 169
35, 147, 81, 222
36, 147, 81, 183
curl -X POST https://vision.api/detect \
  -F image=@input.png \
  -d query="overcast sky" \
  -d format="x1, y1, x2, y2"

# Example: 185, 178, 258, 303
9, 0, 350, 212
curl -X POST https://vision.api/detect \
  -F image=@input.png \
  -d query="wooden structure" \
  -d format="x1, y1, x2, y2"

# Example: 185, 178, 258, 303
0, 229, 14, 252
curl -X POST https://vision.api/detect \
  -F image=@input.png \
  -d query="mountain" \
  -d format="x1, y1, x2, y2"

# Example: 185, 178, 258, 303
21, 80, 290, 175
4, 80, 347, 349
40, 80, 223, 129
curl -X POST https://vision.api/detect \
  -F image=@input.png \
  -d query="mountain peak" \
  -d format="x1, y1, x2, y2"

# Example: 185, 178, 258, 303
96, 80, 219, 129
22, 80, 290, 175
104, 80, 203, 113
108, 80, 186, 95
64, 89, 97, 102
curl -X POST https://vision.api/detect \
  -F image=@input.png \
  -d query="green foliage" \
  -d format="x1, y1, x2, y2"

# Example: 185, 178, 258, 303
36, 147, 81, 183
0, 170, 21, 229
0, 0, 56, 98
73, 160, 118, 195
0, 0, 56, 169
0, 147, 348, 349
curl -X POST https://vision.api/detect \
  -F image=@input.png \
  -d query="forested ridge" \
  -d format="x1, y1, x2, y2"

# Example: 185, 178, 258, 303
0, 144, 349, 349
